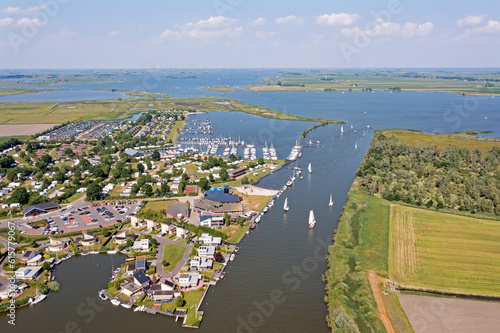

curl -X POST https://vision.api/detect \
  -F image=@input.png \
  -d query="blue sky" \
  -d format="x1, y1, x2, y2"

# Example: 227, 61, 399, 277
0, 0, 498, 68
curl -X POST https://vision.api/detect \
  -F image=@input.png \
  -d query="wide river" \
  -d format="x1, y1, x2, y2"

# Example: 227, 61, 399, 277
1, 70, 500, 332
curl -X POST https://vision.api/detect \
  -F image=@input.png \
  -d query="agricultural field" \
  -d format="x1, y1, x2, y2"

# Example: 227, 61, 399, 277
389, 204, 500, 296
382, 130, 500, 155
0, 124, 60, 137
244, 71, 500, 96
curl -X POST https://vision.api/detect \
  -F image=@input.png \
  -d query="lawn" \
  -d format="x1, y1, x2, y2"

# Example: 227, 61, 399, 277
237, 192, 273, 212
166, 120, 187, 144
183, 289, 204, 327
389, 204, 500, 296
146, 199, 180, 212
382, 130, 500, 155
162, 243, 186, 273
0, 135, 29, 143
220, 225, 247, 244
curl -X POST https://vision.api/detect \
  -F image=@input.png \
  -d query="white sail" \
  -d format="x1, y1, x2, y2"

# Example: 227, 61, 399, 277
329, 195, 333, 206
284, 198, 289, 211
355, 142, 358, 149
308, 163, 312, 173
341, 126, 344, 133
309, 210, 316, 228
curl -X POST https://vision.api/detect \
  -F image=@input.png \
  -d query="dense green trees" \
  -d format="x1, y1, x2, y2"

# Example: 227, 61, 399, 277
357, 134, 500, 215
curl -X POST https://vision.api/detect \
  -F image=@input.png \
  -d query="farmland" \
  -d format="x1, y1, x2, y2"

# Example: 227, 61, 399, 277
382, 130, 500, 155
243, 70, 500, 96
389, 204, 500, 297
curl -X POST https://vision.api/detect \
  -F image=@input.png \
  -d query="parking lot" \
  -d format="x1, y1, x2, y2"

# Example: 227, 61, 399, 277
31, 201, 141, 235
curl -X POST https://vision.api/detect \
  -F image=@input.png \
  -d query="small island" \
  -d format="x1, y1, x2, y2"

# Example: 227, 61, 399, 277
201, 86, 237, 92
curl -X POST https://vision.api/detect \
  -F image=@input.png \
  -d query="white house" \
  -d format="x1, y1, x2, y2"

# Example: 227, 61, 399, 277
132, 239, 150, 252
190, 256, 213, 270
178, 273, 201, 288
176, 226, 190, 239
199, 216, 225, 228
197, 246, 216, 258
161, 222, 176, 235
15, 267, 42, 280
198, 233, 222, 246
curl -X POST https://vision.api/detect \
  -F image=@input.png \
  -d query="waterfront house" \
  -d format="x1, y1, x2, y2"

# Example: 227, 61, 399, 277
27, 254, 44, 266
198, 233, 222, 246
132, 239, 150, 252
23, 202, 59, 217
20, 248, 37, 263
133, 272, 152, 289
15, 266, 42, 280
190, 256, 213, 270
124, 262, 136, 277
0, 278, 28, 300
178, 273, 201, 288
197, 246, 216, 258
113, 230, 137, 245
159, 278, 176, 291
166, 203, 190, 220
79, 231, 98, 247
199, 215, 225, 228
46, 236, 70, 252
135, 256, 147, 272
120, 281, 143, 298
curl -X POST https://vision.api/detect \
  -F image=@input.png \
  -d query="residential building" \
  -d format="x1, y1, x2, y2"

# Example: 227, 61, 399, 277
190, 256, 213, 270
26, 254, 44, 266
20, 248, 37, 263
46, 237, 70, 252
175, 226, 190, 239
199, 215, 225, 228
198, 233, 222, 245
161, 222, 176, 235
79, 231, 98, 247
197, 246, 216, 258
132, 239, 150, 252
15, 266, 42, 280
228, 167, 247, 179
178, 273, 201, 288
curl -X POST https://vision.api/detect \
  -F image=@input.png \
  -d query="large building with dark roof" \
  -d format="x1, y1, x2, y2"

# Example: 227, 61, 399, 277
23, 202, 59, 217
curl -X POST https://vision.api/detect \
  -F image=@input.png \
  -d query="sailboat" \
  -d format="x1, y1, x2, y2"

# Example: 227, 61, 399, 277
341, 126, 344, 133
351, 124, 353, 130
328, 195, 333, 207
355, 142, 358, 149
284, 198, 289, 212
308, 210, 316, 229
308, 163, 312, 173
363, 129, 365, 137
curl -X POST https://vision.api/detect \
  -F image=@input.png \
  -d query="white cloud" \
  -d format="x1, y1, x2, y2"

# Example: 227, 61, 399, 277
0, 17, 13, 26
160, 27, 243, 41
473, 20, 500, 33
275, 15, 304, 25
316, 13, 360, 26
251, 17, 266, 26
255, 30, 275, 38
457, 15, 485, 27
17, 17, 48, 27
108, 30, 120, 37
342, 19, 434, 37
185, 16, 237, 29
1, 5, 46, 15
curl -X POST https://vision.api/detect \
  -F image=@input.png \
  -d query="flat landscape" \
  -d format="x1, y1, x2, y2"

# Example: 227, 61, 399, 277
0, 124, 61, 136
389, 204, 500, 296
399, 294, 500, 333
382, 130, 500, 154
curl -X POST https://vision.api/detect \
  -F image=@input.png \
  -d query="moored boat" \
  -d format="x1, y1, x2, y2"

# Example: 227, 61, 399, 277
111, 299, 121, 306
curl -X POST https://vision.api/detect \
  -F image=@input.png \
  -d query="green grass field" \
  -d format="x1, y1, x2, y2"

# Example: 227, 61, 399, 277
162, 243, 186, 273
221, 225, 247, 244
382, 130, 500, 155
246, 72, 500, 96
0, 136, 29, 144
389, 204, 500, 297
145, 199, 181, 212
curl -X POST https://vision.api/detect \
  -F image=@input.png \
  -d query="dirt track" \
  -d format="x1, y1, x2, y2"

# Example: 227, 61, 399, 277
0, 124, 59, 136
368, 271, 396, 333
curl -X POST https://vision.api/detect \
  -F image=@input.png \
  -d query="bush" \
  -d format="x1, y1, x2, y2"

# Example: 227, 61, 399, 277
39, 284, 49, 295
48, 281, 60, 291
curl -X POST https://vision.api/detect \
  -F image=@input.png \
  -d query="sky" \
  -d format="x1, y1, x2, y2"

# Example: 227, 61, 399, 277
0, 0, 499, 69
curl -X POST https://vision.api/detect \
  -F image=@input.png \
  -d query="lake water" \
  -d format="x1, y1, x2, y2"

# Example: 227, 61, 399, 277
1, 70, 500, 332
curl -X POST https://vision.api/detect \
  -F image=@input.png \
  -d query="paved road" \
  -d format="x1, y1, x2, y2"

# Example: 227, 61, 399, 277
153, 234, 192, 279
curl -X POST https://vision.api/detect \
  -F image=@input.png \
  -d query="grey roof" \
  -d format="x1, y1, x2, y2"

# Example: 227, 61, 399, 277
166, 204, 189, 217
23, 202, 59, 215
133, 272, 150, 285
